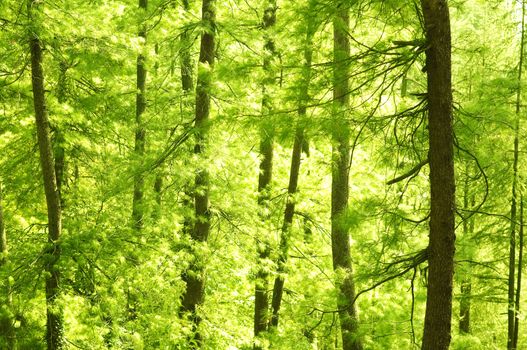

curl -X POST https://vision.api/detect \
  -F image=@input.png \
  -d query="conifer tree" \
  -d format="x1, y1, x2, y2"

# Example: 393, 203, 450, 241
420, 0, 456, 348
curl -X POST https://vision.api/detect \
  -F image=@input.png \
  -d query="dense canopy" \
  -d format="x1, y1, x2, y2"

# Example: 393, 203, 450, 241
0, 0, 525, 349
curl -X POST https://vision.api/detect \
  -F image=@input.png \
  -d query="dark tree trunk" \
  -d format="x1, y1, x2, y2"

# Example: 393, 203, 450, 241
269, 126, 305, 328
253, 0, 277, 342
509, 3, 525, 349
513, 197, 524, 349
180, 0, 193, 94
152, 173, 162, 221
180, 0, 194, 236
459, 281, 471, 334
29, 23, 64, 349
459, 167, 474, 334
179, 0, 215, 346
420, 1, 455, 349
331, 3, 362, 350
269, 11, 314, 329
132, 0, 148, 231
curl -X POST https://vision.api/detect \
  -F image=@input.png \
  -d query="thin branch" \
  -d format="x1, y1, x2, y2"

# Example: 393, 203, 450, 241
387, 157, 429, 185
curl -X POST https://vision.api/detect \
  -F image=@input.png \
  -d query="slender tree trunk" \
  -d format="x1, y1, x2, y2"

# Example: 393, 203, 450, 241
459, 176, 474, 334
420, 1, 455, 349
152, 173, 162, 221
269, 128, 304, 326
253, 0, 277, 342
0, 184, 6, 268
303, 215, 312, 244
0, 183, 16, 350
132, 0, 148, 231
178, 0, 198, 319
509, 3, 525, 349
55, 61, 68, 206
459, 281, 471, 334
179, 0, 215, 346
269, 10, 314, 329
331, 3, 362, 350
152, 43, 163, 223
513, 197, 524, 349
180, 0, 193, 95
152, 172, 163, 225
29, 12, 64, 348
180, 0, 194, 237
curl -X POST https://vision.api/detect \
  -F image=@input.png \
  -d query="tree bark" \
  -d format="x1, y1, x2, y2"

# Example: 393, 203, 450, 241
253, 0, 277, 342
331, 3, 362, 350
132, 0, 148, 231
179, 0, 215, 346
420, 1, 455, 349
29, 14, 64, 348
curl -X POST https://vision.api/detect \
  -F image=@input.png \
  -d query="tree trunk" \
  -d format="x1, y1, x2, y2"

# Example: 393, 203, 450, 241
420, 1, 455, 349
179, 0, 215, 346
253, 0, 277, 342
331, 3, 362, 350
0, 183, 17, 350
269, 127, 304, 327
269, 8, 314, 329
132, 0, 148, 231
152, 43, 163, 223
513, 197, 524, 349
152, 173, 163, 221
459, 281, 471, 334
0, 183, 6, 267
180, 0, 194, 237
180, 0, 193, 94
29, 16, 64, 349
459, 167, 474, 334
509, 3, 524, 349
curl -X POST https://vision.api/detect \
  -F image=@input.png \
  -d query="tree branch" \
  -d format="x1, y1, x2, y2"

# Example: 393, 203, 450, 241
387, 157, 429, 185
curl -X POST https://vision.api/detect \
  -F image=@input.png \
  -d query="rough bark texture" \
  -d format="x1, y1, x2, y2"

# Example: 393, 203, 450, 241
132, 0, 148, 231
420, 1, 455, 349
253, 0, 277, 341
179, 0, 215, 346
331, 3, 362, 350
29, 29, 64, 350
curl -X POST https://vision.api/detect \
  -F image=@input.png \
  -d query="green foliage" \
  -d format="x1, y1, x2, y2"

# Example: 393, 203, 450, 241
0, 0, 527, 348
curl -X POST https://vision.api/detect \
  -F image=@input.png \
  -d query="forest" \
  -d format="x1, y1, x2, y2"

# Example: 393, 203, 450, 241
0, 0, 525, 349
